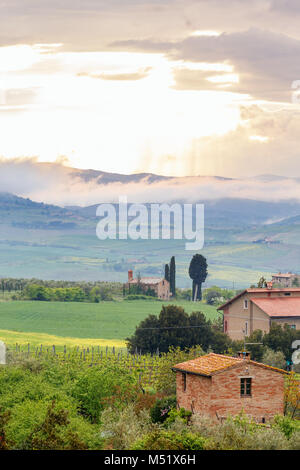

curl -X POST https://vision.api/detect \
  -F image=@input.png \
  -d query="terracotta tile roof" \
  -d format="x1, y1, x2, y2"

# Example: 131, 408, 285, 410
129, 277, 164, 285
218, 288, 300, 310
173, 353, 289, 376
251, 297, 300, 317
272, 273, 294, 278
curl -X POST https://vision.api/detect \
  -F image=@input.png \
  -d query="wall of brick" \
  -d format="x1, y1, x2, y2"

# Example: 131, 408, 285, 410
176, 361, 285, 422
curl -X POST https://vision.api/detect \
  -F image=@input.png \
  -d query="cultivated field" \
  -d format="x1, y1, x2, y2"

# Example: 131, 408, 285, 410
0, 299, 219, 348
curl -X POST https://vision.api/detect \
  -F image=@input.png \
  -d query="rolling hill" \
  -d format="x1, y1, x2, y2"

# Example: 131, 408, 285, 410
0, 187, 300, 287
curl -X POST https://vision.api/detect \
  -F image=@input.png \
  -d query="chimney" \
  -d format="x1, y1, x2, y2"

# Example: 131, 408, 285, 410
128, 270, 133, 282
238, 351, 251, 360
267, 281, 273, 290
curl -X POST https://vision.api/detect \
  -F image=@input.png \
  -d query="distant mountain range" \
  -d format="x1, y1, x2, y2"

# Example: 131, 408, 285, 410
1, 189, 300, 240
1, 160, 299, 207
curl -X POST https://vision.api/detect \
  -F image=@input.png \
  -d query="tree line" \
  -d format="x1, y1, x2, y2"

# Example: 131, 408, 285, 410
126, 304, 300, 368
2, 279, 122, 302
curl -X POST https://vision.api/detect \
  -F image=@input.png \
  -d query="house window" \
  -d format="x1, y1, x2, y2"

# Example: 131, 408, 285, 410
240, 378, 252, 397
244, 299, 248, 309
182, 373, 187, 392
284, 292, 291, 296
224, 320, 228, 333
245, 321, 248, 336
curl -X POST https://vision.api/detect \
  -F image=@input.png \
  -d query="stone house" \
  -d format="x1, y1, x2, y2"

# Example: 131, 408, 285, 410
272, 272, 300, 288
218, 287, 300, 340
173, 352, 289, 422
125, 270, 170, 300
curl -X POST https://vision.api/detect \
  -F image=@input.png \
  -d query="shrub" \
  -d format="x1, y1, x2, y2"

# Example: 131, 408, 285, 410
133, 392, 162, 415
0, 408, 11, 450
241, 427, 289, 450
125, 295, 158, 301
273, 415, 300, 438
288, 431, 300, 450
131, 429, 206, 450
71, 365, 137, 423
21, 401, 87, 450
150, 396, 177, 424
5, 395, 103, 450
164, 408, 192, 427
191, 413, 290, 450
262, 347, 286, 370
100, 405, 153, 450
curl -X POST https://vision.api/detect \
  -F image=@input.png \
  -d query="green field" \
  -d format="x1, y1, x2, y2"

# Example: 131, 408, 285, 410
0, 299, 219, 347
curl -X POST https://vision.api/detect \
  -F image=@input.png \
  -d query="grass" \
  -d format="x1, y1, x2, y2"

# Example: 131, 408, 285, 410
0, 329, 126, 350
0, 299, 219, 347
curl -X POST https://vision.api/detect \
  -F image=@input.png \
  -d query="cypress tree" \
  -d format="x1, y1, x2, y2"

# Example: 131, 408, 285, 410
169, 256, 176, 297
164, 264, 170, 282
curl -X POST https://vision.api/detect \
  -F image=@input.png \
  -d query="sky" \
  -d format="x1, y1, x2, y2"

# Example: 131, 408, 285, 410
0, 0, 300, 178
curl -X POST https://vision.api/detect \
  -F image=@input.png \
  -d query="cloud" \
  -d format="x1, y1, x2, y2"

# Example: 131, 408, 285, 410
77, 67, 152, 81
0, 87, 39, 109
0, 155, 300, 207
113, 28, 300, 102
185, 104, 300, 177
270, 0, 300, 13
2, 0, 300, 53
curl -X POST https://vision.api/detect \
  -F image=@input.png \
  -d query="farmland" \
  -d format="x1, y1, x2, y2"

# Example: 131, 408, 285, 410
0, 299, 219, 348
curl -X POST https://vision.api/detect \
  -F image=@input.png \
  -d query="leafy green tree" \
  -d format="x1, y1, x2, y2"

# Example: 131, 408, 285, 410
263, 323, 300, 361
189, 254, 208, 301
187, 312, 214, 350
72, 365, 137, 423
25, 285, 51, 301
127, 305, 231, 355
257, 276, 267, 288
158, 305, 189, 352
205, 289, 222, 305
24, 401, 87, 450
126, 315, 161, 354
262, 347, 286, 370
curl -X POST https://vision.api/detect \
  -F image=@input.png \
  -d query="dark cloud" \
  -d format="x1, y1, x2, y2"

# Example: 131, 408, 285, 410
113, 29, 300, 102
2, 0, 300, 53
270, 0, 300, 13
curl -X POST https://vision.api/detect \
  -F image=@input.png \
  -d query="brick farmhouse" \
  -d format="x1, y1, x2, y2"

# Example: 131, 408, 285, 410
173, 353, 289, 422
218, 287, 300, 340
125, 270, 170, 300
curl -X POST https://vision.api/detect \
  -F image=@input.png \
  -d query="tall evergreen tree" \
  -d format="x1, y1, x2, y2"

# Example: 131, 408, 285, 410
169, 256, 176, 297
164, 264, 170, 282
189, 254, 208, 301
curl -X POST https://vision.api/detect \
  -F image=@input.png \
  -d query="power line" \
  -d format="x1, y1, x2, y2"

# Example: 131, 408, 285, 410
138, 325, 215, 330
